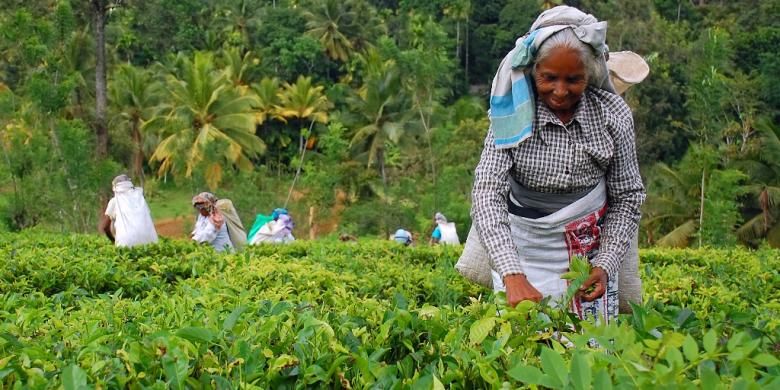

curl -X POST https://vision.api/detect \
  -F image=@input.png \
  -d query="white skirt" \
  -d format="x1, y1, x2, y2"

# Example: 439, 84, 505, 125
492, 180, 619, 323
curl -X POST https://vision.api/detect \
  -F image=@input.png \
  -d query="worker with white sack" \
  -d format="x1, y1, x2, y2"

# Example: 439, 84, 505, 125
100, 174, 158, 247
430, 212, 461, 245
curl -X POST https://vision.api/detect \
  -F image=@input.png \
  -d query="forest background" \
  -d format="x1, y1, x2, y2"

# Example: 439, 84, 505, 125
0, 0, 777, 249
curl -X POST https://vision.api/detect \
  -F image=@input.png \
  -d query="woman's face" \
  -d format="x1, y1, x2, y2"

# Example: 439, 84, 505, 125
533, 46, 588, 121
195, 203, 210, 217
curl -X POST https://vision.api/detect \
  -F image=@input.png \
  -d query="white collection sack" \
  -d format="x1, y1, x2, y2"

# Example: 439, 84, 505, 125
107, 187, 158, 247
438, 222, 461, 245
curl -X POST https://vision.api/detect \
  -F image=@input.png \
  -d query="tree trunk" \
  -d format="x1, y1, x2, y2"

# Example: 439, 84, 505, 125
308, 205, 316, 240
284, 144, 306, 207
677, 1, 682, 22
93, 0, 108, 158
464, 17, 469, 86
698, 168, 705, 247
284, 120, 315, 208
455, 20, 460, 61
418, 104, 437, 209
379, 149, 388, 236
131, 118, 144, 185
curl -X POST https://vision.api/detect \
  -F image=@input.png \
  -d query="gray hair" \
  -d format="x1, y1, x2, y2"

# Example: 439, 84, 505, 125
532, 28, 606, 86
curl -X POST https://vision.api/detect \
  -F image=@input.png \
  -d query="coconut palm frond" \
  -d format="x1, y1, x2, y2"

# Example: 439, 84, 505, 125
276, 76, 330, 123
147, 52, 264, 188
251, 77, 283, 125
755, 117, 780, 168
656, 219, 697, 248
736, 213, 775, 242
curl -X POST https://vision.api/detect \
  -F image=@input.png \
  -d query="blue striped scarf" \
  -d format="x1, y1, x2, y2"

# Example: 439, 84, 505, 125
488, 6, 612, 149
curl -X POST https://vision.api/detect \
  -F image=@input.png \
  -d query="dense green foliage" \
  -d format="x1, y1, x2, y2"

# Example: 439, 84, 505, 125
0, 0, 778, 247
1, 233, 778, 387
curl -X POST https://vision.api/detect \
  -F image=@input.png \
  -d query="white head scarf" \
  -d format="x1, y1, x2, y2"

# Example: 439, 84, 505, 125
489, 6, 615, 149
112, 174, 134, 193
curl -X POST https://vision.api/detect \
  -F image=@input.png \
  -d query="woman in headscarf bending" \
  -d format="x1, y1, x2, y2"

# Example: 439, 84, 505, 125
249, 208, 295, 244
191, 192, 234, 252
471, 6, 645, 322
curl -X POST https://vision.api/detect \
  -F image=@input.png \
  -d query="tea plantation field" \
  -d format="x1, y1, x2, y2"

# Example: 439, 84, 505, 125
1, 232, 778, 388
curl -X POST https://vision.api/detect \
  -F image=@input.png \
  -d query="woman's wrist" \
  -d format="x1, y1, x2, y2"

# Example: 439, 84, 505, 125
504, 273, 529, 285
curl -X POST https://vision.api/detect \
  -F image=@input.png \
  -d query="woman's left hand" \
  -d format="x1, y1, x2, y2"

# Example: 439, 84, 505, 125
579, 267, 607, 302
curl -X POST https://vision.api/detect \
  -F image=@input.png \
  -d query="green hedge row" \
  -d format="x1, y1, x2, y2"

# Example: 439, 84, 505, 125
0, 232, 778, 388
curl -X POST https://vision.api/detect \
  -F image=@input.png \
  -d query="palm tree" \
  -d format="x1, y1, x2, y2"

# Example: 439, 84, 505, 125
643, 144, 751, 247
275, 75, 330, 205
399, 15, 456, 208
147, 52, 265, 190
443, 0, 471, 63
301, 0, 384, 63
348, 49, 409, 193
251, 77, 283, 126
61, 27, 95, 122
276, 74, 330, 155
301, 0, 354, 62
346, 49, 416, 235
214, 0, 264, 48
276, 75, 330, 129
642, 144, 723, 247
250, 77, 290, 169
220, 47, 260, 95
733, 118, 780, 246
109, 64, 161, 183
642, 162, 701, 247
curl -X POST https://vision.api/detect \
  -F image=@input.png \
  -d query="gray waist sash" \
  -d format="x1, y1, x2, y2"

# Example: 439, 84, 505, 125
508, 176, 597, 215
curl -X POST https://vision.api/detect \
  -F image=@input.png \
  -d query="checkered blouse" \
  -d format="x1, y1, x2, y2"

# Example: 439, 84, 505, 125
471, 87, 645, 280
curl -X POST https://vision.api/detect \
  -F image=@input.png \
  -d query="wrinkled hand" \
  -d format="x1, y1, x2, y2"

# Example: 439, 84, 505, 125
578, 267, 607, 302
504, 274, 543, 307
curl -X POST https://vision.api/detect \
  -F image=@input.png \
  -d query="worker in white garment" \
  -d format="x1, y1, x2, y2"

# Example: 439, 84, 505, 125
100, 174, 158, 247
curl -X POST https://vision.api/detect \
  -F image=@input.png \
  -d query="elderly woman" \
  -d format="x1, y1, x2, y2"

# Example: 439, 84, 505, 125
472, 6, 645, 321
191, 192, 234, 252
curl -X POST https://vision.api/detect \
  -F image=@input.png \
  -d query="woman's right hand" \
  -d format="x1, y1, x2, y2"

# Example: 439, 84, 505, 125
504, 274, 543, 307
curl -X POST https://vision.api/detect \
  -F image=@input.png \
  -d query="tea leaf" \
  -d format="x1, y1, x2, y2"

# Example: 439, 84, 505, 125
570, 353, 591, 390
507, 364, 544, 385
61, 364, 88, 390
541, 347, 568, 387
176, 327, 216, 344
682, 335, 699, 362
752, 353, 780, 367
222, 305, 248, 332
469, 317, 496, 345
703, 329, 718, 354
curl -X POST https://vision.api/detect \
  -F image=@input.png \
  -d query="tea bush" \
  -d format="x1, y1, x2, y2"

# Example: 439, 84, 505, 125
0, 232, 778, 388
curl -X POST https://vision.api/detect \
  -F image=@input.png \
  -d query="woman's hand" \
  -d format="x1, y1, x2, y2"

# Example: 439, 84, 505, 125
504, 274, 543, 307
579, 267, 607, 301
